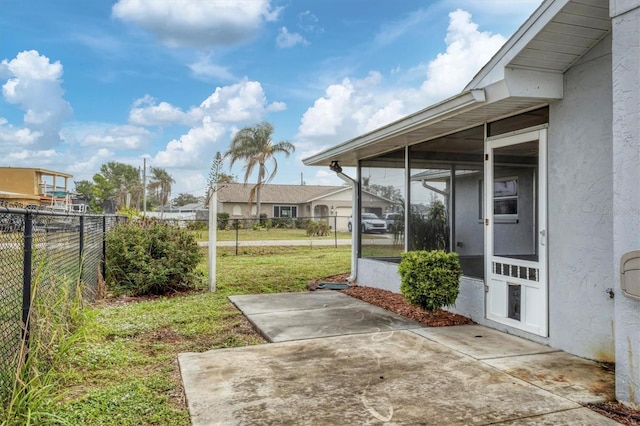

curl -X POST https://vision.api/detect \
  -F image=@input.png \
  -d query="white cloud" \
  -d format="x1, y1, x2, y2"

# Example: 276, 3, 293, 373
81, 124, 152, 149
7, 149, 60, 162
153, 116, 226, 168
298, 11, 320, 33
200, 79, 285, 122
112, 0, 282, 48
0, 50, 72, 148
0, 118, 43, 146
420, 9, 506, 99
129, 95, 202, 127
188, 56, 235, 81
66, 148, 114, 176
297, 9, 507, 146
276, 27, 309, 48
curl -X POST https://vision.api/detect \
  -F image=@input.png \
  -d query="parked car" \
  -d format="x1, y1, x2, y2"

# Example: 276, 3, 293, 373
348, 213, 386, 233
382, 212, 403, 233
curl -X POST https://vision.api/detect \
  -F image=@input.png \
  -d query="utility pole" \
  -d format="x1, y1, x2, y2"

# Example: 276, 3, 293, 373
142, 158, 147, 216
207, 182, 217, 292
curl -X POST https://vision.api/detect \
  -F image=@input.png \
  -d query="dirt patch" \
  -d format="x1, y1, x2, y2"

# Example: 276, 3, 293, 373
586, 402, 640, 425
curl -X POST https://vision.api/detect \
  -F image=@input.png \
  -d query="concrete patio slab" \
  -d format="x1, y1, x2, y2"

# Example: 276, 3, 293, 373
414, 325, 615, 405
412, 325, 559, 360
179, 330, 615, 426
228, 291, 363, 315
484, 352, 616, 404
491, 408, 618, 425
229, 291, 422, 342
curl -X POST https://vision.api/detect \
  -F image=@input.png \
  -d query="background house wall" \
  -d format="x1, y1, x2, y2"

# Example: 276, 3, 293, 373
547, 33, 615, 361
0, 168, 38, 196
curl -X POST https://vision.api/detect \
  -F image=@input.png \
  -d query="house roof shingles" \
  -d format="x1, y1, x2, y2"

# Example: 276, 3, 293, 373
216, 183, 345, 204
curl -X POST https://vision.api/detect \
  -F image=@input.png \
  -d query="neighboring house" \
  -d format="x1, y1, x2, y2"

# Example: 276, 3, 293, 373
146, 202, 207, 221
215, 183, 393, 231
0, 167, 84, 211
304, 0, 640, 406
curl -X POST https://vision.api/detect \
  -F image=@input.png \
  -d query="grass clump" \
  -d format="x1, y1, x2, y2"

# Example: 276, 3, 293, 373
1, 264, 86, 426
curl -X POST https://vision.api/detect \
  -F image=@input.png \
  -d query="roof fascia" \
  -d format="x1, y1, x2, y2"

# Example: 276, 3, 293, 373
464, 0, 570, 90
303, 89, 486, 166
305, 186, 351, 203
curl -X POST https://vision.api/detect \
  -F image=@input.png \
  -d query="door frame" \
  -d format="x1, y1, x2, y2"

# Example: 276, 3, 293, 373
485, 126, 548, 337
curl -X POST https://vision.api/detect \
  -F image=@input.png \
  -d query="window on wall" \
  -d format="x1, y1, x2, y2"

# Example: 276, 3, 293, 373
478, 177, 519, 221
494, 178, 518, 216
274, 205, 297, 218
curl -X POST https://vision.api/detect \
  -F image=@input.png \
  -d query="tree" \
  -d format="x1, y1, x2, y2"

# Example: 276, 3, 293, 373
74, 180, 102, 213
148, 167, 175, 210
92, 162, 141, 211
208, 151, 237, 187
173, 193, 199, 207
224, 122, 295, 216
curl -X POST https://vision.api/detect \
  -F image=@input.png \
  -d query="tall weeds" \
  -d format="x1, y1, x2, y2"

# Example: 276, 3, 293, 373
1, 261, 86, 426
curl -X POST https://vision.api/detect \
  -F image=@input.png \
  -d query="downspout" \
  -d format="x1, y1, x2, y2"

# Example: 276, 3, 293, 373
334, 169, 359, 283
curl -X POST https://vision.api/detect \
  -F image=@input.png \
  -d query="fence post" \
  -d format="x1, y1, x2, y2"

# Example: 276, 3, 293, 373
102, 215, 107, 283
22, 212, 33, 361
79, 215, 85, 273
235, 219, 239, 256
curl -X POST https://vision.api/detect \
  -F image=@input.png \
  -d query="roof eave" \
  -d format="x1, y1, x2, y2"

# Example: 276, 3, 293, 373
302, 89, 486, 167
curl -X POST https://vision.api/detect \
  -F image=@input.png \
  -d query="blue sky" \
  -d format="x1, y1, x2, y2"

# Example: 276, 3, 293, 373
0, 0, 542, 198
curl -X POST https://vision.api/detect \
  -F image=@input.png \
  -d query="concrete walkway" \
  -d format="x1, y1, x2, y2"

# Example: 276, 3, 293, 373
178, 292, 616, 425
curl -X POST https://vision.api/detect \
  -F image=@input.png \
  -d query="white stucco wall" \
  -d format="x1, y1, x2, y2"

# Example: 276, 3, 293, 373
356, 34, 617, 363
356, 258, 401, 293
611, 0, 640, 405
547, 33, 615, 361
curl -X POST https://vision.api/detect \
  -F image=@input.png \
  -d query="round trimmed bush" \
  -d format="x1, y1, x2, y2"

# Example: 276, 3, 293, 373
398, 250, 461, 312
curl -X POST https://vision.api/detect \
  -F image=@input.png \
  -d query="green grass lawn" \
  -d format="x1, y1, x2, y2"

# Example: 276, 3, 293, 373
190, 227, 353, 242
50, 246, 351, 425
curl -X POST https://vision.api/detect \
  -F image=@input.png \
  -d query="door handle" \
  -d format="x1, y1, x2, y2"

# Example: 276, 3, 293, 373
540, 229, 546, 246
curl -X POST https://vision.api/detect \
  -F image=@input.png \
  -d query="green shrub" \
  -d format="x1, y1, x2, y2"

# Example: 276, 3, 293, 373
398, 250, 461, 312
186, 220, 207, 231
306, 221, 317, 236
305, 220, 330, 237
271, 218, 293, 228
295, 217, 310, 229
217, 212, 229, 230
106, 222, 203, 296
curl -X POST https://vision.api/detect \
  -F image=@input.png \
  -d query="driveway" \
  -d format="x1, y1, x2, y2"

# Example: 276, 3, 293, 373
178, 292, 615, 425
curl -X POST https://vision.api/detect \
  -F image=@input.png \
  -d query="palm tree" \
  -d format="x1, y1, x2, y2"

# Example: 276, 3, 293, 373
148, 167, 175, 214
225, 121, 295, 217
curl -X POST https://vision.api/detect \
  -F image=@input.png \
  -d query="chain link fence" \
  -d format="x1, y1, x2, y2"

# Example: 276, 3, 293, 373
0, 205, 125, 404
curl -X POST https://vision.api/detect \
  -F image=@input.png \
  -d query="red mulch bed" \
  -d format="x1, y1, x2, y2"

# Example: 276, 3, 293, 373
307, 273, 473, 327
341, 285, 474, 327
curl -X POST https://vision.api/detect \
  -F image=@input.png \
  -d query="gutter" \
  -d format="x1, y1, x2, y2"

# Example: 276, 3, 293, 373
334, 169, 359, 284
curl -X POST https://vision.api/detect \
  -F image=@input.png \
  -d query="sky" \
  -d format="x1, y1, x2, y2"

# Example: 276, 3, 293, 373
0, 0, 543, 199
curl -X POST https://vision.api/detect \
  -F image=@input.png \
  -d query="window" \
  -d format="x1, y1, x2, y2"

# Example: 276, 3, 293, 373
274, 205, 297, 218
493, 178, 518, 217
479, 177, 519, 220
